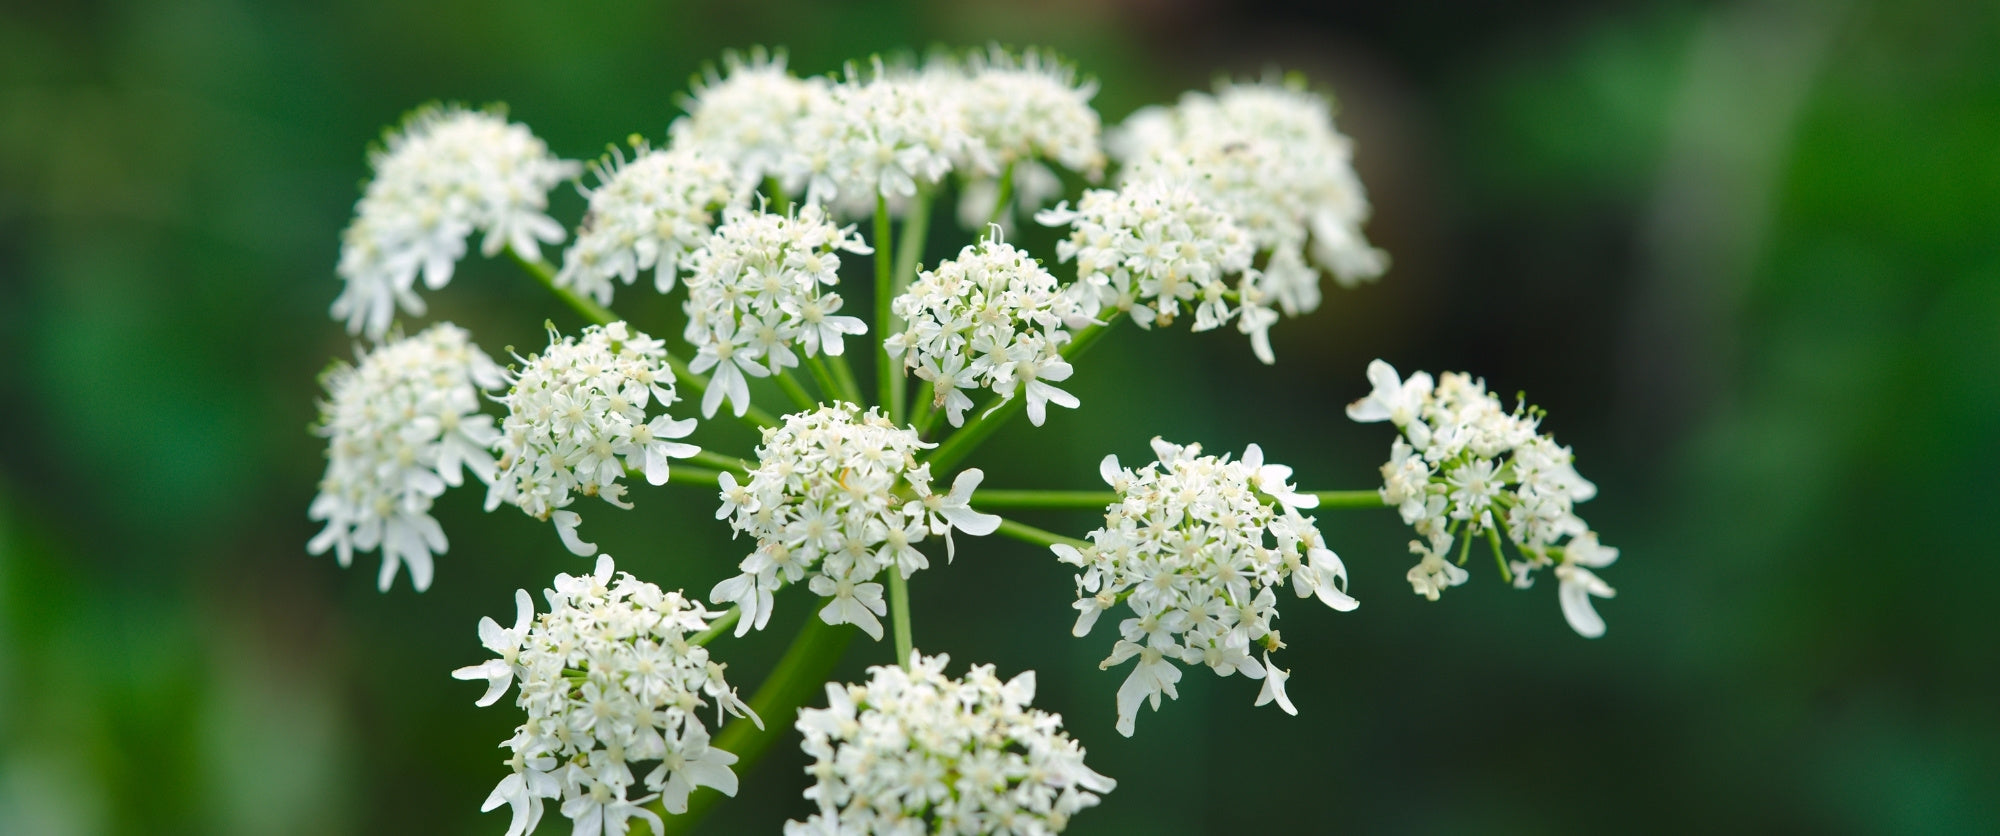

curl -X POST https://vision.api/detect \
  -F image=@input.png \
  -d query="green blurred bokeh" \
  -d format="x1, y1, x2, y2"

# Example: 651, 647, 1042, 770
2, 0, 1996, 833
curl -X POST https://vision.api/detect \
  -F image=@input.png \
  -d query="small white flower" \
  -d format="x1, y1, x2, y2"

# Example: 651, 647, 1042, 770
710, 403, 999, 638
1555, 532, 1619, 638
557, 141, 740, 305
784, 57, 979, 215
791, 653, 1113, 834
487, 322, 700, 555
458, 556, 756, 835
308, 324, 504, 591
671, 48, 833, 194
1253, 652, 1297, 716
1061, 439, 1355, 735
332, 106, 579, 339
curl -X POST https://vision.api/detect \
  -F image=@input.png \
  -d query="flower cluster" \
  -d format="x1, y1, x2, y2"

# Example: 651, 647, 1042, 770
886, 235, 1091, 427
1112, 79, 1386, 319
308, 324, 503, 592
1036, 179, 1283, 362
789, 652, 1114, 836
952, 47, 1105, 228
454, 556, 759, 836
1348, 359, 1617, 636
710, 403, 999, 641
332, 106, 579, 339
785, 57, 979, 214
556, 142, 740, 305
1056, 438, 1356, 736
681, 204, 873, 418
671, 48, 834, 193
487, 322, 699, 557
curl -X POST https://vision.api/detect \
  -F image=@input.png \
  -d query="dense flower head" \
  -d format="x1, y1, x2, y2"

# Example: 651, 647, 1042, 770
710, 403, 1000, 641
308, 323, 503, 592
1111, 78, 1386, 319
788, 652, 1114, 836
948, 46, 1105, 231
453, 556, 759, 836
486, 322, 699, 557
681, 204, 873, 418
1036, 179, 1286, 362
1056, 438, 1356, 736
1348, 359, 1617, 637
786, 57, 982, 215
886, 234, 1091, 427
671, 48, 833, 193
556, 141, 740, 306
333, 105, 580, 339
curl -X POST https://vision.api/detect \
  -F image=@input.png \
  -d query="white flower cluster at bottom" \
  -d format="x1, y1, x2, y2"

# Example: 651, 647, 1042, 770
454, 556, 759, 836
788, 652, 1114, 836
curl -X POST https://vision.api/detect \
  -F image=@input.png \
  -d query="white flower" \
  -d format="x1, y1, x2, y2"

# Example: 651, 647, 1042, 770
1252, 652, 1297, 716
682, 204, 872, 418
950, 46, 1105, 228
308, 323, 504, 592
791, 652, 1114, 834
1110, 77, 1386, 318
332, 106, 579, 339
709, 403, 999, 639
1060, 438, 1355, 736
1036, 177, 1286, 362
671, 48, 833, 194
487, 322, 699, 555
1350, 360, 1617, 633
783, 57, 979, 215
888, 233, 1091, 427
457, 556, 758, 835
556, 141, 740, 305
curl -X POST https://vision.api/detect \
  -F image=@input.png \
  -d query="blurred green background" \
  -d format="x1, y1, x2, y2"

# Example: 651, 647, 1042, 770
3, 0, 1997, 833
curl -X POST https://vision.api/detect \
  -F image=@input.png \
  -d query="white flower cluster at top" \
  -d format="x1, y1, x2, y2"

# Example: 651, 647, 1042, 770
556, 141, 740, 306
487, 322, 699, 557
886, 234, 1091, 427
710, 403, 1000, 641
672, 48, 830, 192
1036, 179, 1285, 361
333, 106, 579, 340
308, 323, 503, 592
788, 652, 1114, 836
1112, 78, 1386, 318
682, 204, 874, 418
1348, 359, 1618, 636
1055, 438, 1357, 737
453, 556, 759, 836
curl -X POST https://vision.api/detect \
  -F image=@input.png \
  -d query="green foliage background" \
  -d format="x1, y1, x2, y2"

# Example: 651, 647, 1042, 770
2, 0, 1996, 833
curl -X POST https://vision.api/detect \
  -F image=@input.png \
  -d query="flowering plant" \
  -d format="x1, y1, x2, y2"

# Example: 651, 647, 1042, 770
309, 45, 1619, 835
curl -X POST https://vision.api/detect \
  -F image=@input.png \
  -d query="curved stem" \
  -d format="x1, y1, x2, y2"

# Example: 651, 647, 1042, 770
992, 517, 1092, 551
509, 249, 781, 430
924, 316, 1119, 473
689, 608, 742, 647
887, 571, 913, 670
973, 490, 1116, 510
687, 449, 751, 475
874, 196, 895, 415
666, 465, 723, 488
652, 615, 855, 836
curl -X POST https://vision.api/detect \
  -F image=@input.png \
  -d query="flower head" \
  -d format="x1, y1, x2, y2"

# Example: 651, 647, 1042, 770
1111, 78, 1386, 318
556, 141, 740, 305
1057, 438, 1355, 736
454, 556, 758, 836
785, 57, 980, 215
789, 652, 1114, 835
671, 48, 833, 194
333, 106, 579, 339
681, 204, 873, 418
1349, 359, 1615, 636
950, 46, 1105, 230
709, 403, 999, 640
308, 323, 503, 592
487, 322, 699, 556
887, 233, 1091, 427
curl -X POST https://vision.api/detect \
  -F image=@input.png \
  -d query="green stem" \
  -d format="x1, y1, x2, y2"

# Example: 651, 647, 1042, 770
874, 195, 895, 415
985, 162, 1016, 229
887, 571, 913, 669
1487, 527, 1513, 585
666, 465, 724, 487
1309, 491, 1389, 509
993, 517, 1092, 551
509, 248, 781, 431
911, 379, 940, 437
773, 366, 819, 411
924, 316, 1119, 473
887, 189, 933, 423
826, 352, 865, 406
688, 607, 741, 647
687, 449, 751, 475
762, 177, 791, 214
652, 615, 855, 836
973, 490, 1116, 510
